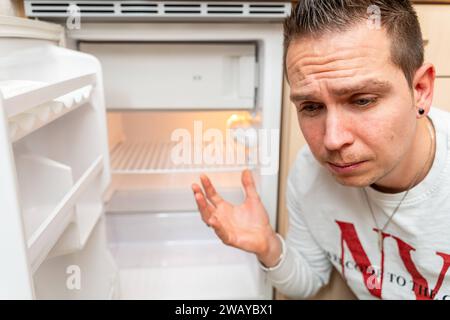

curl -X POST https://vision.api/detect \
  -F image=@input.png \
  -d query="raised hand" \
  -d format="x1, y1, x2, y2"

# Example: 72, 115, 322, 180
191, 169, 281, 266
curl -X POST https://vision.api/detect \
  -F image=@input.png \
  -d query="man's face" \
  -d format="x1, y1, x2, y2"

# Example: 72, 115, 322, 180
286, 23, 417, 187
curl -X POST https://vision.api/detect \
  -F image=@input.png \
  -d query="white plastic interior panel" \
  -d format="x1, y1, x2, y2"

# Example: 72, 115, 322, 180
79, 42, 257, 110
106, 211, 264, 299
25, 1, 291, 21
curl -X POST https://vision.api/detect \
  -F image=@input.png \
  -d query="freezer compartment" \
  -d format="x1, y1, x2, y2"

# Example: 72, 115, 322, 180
106, 211, 264, 299
79, 42, 257, 110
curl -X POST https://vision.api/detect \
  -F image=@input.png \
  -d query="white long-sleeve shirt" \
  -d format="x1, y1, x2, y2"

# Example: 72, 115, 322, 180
264, 107, 450, 300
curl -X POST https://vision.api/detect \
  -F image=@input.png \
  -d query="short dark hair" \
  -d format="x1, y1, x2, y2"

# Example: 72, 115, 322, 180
284, 0, 424, 87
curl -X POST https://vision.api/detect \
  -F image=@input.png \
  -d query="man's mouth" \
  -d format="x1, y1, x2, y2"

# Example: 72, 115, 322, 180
327, 160, 367, 174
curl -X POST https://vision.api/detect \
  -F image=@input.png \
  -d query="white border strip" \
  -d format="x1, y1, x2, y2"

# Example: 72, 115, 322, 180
0, 15, 63, 43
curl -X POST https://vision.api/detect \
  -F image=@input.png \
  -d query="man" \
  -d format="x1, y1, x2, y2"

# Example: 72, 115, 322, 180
191, 0, 450, 300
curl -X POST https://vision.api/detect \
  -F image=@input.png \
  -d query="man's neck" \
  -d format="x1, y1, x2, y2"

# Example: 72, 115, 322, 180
371, 116, 436, 194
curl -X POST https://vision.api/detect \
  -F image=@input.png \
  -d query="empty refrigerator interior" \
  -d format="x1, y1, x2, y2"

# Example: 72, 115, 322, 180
78, 36, 281, 300
104, 110, 267, 299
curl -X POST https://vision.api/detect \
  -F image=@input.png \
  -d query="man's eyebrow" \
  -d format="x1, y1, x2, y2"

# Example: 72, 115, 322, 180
331, 79, 393, 96
290, 79, 393, 103
290, 93, 319, 103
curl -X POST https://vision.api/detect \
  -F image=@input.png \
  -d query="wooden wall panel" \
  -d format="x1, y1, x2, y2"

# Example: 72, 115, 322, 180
0, 0, 24, 17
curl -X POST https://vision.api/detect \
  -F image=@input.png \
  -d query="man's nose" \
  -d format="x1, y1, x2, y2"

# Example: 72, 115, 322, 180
323, 110, 354, 152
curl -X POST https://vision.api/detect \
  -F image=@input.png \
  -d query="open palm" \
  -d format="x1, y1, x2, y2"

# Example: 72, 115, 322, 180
191, 170, 274, 256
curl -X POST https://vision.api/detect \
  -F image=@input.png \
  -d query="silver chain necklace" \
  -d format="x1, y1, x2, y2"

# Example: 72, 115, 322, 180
362, 116, 435, 251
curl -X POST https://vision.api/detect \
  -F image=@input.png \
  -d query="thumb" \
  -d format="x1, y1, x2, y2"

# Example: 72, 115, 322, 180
241, 169, 259, 200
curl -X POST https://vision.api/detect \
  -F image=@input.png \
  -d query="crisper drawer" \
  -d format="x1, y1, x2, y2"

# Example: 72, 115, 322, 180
79, 42, 257, 110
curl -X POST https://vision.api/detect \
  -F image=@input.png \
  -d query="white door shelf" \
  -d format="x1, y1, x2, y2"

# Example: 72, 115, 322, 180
0, 76, 95, 142
10, 86, 93, 142
24, 156, 104, 273
47, 172, 105, 259
10, 100, 112, 274
33, 218, 119, 300
15, 154, 73, 249
1, 73, 96, 118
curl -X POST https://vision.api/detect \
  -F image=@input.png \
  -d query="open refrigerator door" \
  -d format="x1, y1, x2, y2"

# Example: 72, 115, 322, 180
0, 16, 117, 299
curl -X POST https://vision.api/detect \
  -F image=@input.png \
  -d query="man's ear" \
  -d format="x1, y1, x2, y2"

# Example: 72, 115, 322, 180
412, 63, 435, 117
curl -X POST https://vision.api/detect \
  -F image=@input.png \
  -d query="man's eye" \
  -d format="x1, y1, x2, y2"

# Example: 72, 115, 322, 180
300, 103, 323, 114
353, 97, 377, 107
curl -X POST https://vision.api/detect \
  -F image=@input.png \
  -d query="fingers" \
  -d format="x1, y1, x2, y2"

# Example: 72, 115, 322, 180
241, 169, 259, 200
200, 174, 224, 206
192, 183, 215, 225
192, 177, 236, 247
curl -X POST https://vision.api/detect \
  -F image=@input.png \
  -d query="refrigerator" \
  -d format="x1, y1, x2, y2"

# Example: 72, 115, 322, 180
0, 1, 290, 300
